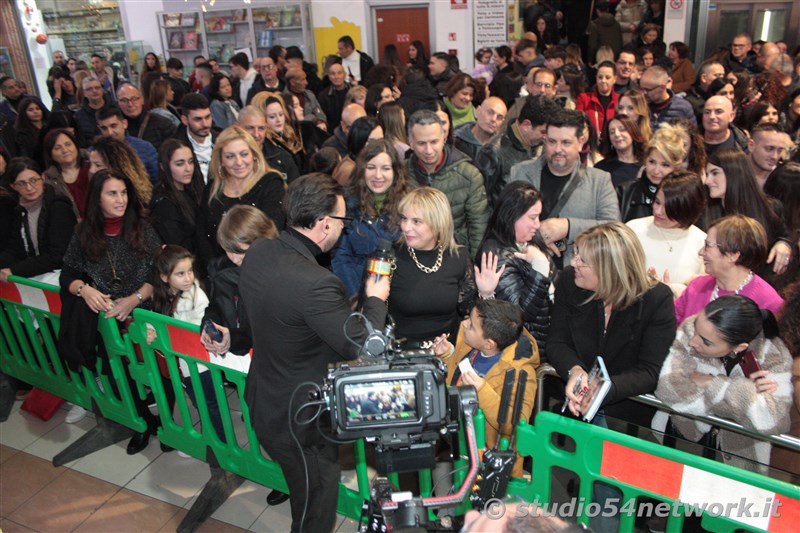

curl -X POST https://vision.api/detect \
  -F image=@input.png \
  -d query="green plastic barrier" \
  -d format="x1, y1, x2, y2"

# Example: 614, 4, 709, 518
0, 276, 147, 433
127, 308, 371, 520
509, 412, 800, 532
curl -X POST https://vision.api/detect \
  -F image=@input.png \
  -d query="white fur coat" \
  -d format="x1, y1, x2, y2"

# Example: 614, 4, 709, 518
653, 316, 792, 473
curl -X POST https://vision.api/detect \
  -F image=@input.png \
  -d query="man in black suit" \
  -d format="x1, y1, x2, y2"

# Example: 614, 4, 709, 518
240, 173, 390, 533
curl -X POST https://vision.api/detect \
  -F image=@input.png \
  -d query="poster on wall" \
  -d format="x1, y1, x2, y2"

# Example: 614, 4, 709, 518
474, 0, 507, 50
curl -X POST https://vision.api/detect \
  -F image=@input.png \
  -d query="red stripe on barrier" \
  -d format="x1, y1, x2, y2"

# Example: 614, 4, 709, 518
0, 281, 23, 304
768, 493, 800, 532
44, 290, 61, 315
600, 442, 683, 500
166, 325, 211, 362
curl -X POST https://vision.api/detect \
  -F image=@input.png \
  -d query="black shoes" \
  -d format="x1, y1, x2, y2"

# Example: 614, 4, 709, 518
266, 489, 289, 506
126, 430, 151, 455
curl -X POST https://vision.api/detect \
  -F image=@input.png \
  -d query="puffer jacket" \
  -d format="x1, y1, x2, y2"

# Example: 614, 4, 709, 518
407, 146, 489, 256
331, 197, 402, 299
440, 325, 539, 478
653, 317, 792, 474
477, 238, 554, 358
475, 122, 542, 208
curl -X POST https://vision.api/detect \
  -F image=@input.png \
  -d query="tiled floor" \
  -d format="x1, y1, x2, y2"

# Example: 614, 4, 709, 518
0, 397, 360, 533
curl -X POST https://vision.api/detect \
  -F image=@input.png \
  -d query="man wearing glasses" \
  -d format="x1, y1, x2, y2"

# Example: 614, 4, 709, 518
116, 82, 177, 152
722, 33, 758, 74
246, 57, 285, 104
240, 173, 389, 533
75, 77, 112, 147
613, 51, 639, 95
638, 65, 696, 128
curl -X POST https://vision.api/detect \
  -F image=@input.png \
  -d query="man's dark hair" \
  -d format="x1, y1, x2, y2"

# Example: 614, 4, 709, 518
195, 62, 213, 76
285, 46, 304, 60
229, 52, 250, 69
268, 45, 285, 64
431, 51, 450, 64
547, 109, 586, 138
180, 93, 210, 115
543, 46, 567, 61
596, 1, 612, 13
519, 94, 560, 127
494, 45, 512, 63
515, 39, 537, 54
95, 106, 125, 123
338, 35, 355, 49
166, 57, 184, 71
285, 173, 344, 228
0, 76, 14, 88
597, 60, 617, 72
403, 66, 427, 85
91, 53, 103, 62
193, 55, 206, 64
475, 299, 523, 351
750, 122, 784, 139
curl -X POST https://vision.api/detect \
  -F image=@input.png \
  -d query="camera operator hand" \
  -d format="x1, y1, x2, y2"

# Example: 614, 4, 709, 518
365, 275, 391, 301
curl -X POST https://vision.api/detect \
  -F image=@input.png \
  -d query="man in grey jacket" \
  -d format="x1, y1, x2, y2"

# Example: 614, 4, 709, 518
509, 109, 620, 268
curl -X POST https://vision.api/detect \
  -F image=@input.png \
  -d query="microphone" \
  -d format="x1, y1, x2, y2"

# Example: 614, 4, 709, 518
365, 239, 395, 283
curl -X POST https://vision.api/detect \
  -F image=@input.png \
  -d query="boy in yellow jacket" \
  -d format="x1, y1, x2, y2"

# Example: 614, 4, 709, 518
432, 299, 539, 477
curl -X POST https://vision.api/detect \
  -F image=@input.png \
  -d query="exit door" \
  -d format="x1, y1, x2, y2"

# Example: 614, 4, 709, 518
373, 5, 430, 64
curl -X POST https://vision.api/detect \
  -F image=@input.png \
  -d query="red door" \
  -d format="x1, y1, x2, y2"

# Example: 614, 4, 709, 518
374, 6, 430, 64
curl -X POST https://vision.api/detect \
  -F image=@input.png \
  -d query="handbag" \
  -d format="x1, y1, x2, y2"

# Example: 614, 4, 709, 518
20, 387, 65, 421
664, 416, 720, 460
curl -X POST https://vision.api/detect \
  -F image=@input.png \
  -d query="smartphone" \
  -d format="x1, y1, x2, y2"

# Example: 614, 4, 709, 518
738, 351, 762, 378
202, 318, 223, 343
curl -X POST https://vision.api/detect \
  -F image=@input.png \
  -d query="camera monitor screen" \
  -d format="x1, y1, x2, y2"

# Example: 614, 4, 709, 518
343, 378, 418, 426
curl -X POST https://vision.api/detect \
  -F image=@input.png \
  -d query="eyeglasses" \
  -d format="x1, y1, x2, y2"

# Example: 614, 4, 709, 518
118, 96, 141, 105
329, 215, 353, 227
571, 253, 590, 268
260, 64, 276, 70
12, 176, 42, 190
703, 240, 720, 250
639, 84, 664, 93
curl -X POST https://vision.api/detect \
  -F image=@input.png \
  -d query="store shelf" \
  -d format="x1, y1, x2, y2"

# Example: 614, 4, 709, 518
167, 48, 202, 52
49, 28, 118, 35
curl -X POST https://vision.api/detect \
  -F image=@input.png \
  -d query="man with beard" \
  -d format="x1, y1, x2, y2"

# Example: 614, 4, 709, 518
509, 109, 619, 268
748, 123, 785, 189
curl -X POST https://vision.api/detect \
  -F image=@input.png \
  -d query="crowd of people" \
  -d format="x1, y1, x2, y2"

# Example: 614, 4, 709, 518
1, 2, 800, 530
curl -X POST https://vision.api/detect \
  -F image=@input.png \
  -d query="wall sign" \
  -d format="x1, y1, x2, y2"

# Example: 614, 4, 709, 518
474, 0, 507, 50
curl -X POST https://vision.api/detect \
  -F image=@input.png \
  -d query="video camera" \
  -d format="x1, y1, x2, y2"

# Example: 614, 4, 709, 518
317, 314, 482, 530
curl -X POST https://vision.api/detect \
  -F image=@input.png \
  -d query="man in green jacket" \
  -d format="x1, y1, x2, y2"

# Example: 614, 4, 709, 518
406, 110, 489, 256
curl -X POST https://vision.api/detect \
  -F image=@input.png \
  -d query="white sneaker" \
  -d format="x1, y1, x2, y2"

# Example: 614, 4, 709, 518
65, 404, 87, 424
178, 450, 191, 458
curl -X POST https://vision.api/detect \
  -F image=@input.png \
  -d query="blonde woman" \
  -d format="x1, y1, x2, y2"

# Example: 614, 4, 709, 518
195, 126, 286, 269
618, 122, 686, 222
388, 187, 500, 347
251, 91, 304, 177
551, 221, 675, 428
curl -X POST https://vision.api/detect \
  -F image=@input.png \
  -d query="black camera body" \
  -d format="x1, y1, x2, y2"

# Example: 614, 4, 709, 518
323, 352, 457, 473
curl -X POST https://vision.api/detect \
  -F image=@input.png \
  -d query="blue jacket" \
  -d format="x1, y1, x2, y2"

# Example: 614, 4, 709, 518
649, 90, 696, 129
331, 196, 401, 298
125, 134, 158, 184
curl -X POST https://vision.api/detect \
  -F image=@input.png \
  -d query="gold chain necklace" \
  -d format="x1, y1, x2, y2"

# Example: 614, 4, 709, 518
408, 245, 444, 274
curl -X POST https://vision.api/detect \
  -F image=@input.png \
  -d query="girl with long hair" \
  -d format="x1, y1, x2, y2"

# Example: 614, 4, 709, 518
617, 89, 653, 141
150, 139, 204, 251
332, 139, 414, 299
597, 115, 646, 188
14, 97, 50, 159
42, 128, 91, 218
705, 148, 792, 276
59, 169, 163, 454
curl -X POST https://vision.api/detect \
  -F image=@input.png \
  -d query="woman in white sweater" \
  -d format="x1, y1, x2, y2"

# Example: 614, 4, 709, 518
627, 171, 707, 297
